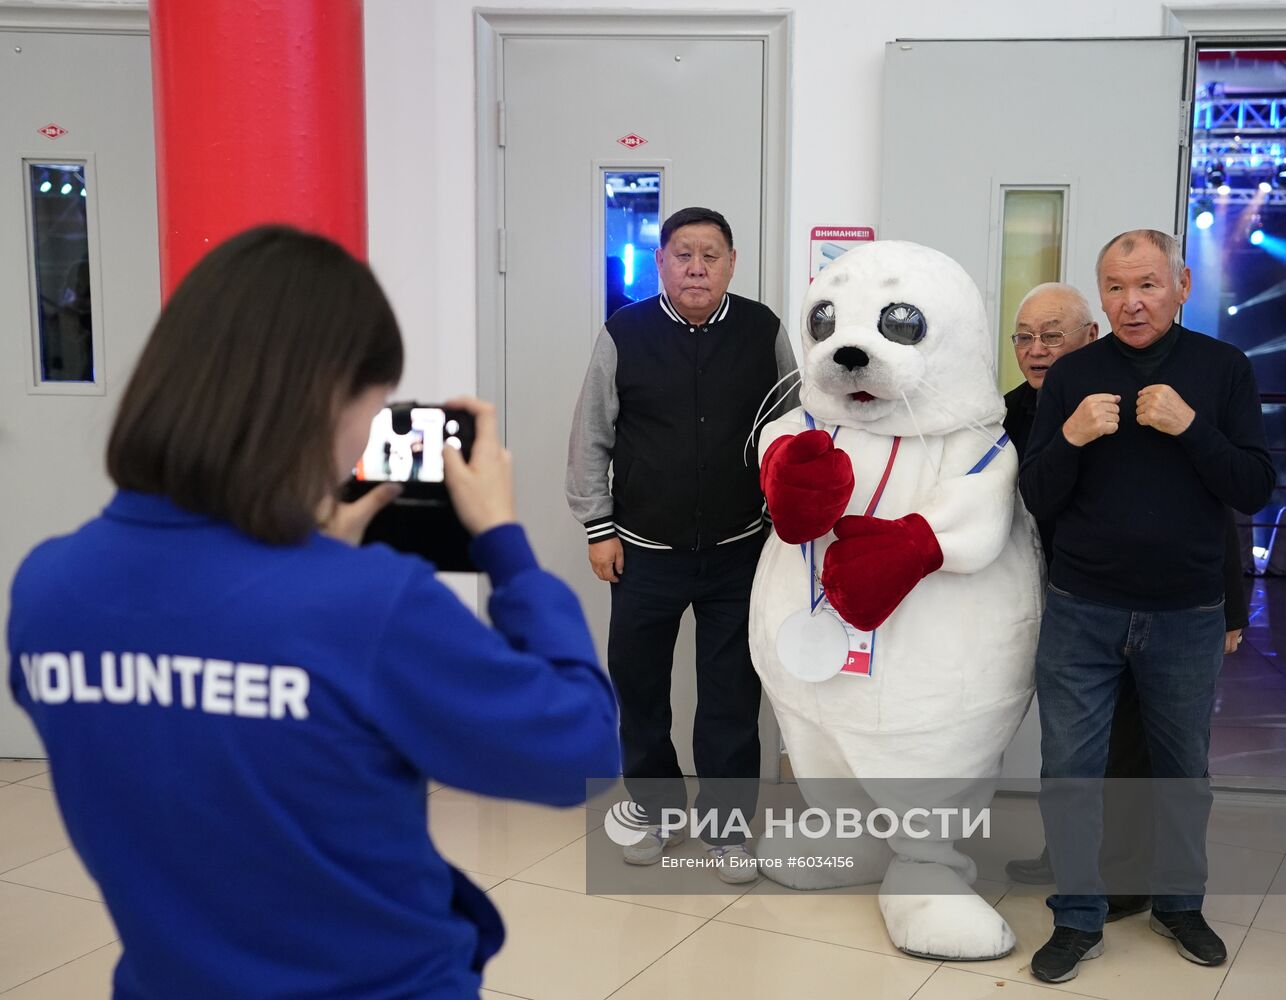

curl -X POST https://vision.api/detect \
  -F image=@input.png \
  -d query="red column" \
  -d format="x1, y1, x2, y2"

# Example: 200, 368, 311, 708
150, 0, 367, 298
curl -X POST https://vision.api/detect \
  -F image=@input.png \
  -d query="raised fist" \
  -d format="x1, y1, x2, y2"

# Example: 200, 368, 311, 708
1136, 384, 1195, 437
761, 430, 855, 544
1062, 393, 1121, 447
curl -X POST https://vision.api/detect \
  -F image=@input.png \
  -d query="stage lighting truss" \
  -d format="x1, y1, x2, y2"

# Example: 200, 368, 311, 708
1191, 129, 1286, 193
1191, 188, 1286, 206
1194, 96, 1286, 134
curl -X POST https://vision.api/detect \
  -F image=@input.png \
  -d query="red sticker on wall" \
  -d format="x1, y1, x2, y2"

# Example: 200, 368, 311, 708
38, 124, 67, 139
616, 133, 647, 149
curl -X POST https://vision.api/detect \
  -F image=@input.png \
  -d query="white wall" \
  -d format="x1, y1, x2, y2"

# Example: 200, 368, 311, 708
362, 0, 1253, 404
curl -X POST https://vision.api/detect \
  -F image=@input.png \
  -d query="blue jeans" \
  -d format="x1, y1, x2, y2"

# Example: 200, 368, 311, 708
1036, 584, 1223, 932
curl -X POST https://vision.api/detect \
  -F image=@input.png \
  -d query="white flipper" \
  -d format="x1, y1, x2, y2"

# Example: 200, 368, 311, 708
878, 858, 1015, 961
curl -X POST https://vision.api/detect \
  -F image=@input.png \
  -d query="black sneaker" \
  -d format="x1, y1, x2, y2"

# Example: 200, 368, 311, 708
1106, 895, 1151, 922
1030, 927, 1105, 983
1150, 910, 1227, 966
1005, 847, 1053, 885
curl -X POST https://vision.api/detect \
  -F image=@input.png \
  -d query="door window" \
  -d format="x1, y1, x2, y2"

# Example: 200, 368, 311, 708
26, 160, 96, 384
997, 187, 1066, 391
603, 171, 661, 321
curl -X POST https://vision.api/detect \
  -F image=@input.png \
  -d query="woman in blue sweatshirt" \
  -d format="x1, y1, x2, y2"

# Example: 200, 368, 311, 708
6, 225, 621, 999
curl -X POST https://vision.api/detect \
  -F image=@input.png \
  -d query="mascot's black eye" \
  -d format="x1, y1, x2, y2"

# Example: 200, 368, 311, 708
807, 301, 836, 341
878, 302, 927, 345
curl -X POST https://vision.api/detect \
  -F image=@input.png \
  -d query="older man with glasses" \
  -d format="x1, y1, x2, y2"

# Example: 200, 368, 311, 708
1003, 283, 1100, 480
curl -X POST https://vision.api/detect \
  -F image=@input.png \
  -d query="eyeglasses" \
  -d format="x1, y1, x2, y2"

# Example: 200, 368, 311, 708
1010, 321, 1091, 349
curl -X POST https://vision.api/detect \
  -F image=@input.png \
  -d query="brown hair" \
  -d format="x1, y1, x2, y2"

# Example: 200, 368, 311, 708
108, 225, 403, 544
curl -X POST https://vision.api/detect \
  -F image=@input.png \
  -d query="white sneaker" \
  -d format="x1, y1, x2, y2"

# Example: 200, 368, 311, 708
707, 843, 758, 884
623, 825, 687, 865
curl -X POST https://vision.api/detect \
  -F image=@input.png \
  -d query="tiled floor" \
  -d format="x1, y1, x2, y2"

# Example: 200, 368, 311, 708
2, 758, 1285, 999
3, 583, 1286, 997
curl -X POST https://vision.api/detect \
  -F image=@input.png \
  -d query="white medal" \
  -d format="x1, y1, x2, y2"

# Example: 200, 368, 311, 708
776, 608, 849, 682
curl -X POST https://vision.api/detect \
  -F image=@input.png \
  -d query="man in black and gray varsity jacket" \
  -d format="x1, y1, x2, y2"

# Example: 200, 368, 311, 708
566, 207, 797, 881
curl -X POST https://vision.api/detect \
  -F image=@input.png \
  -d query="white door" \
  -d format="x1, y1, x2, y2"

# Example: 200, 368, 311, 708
0, 25, 159, 757
500, 34, 770, 776
879, 38, 1188, 782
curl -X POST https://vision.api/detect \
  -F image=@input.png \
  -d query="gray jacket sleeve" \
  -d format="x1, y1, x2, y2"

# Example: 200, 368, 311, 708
566, 328, 619, 543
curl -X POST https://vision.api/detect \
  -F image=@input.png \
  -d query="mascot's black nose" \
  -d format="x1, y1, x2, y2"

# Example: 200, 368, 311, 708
833, 346, 870, 371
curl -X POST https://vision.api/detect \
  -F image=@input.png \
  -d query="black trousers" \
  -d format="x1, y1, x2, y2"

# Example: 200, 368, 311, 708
608, 534, 763, 844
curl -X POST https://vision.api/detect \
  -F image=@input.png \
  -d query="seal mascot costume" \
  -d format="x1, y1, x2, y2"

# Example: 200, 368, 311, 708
750, 240, 1043, 960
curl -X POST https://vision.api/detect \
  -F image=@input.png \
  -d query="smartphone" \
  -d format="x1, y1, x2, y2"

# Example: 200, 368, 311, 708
342, 402, 477, 572
354, 404, 474, 484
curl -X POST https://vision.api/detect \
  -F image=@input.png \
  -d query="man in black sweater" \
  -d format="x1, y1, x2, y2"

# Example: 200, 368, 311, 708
1019, 231, 1273, 983
1003, 283, 1249, 899
566, 207, 798, 883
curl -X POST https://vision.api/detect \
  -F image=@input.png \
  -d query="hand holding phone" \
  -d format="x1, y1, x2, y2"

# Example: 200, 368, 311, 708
342, 400, 479, 570
441, 396, 516, 536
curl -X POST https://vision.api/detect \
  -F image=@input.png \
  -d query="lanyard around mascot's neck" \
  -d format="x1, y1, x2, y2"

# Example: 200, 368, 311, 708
800, 411, 900, 614
780, 413, 1011, 684
796, 414, 1010, 614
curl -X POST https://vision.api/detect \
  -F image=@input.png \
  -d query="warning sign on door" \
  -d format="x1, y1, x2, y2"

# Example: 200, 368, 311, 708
810, 226, 875, 282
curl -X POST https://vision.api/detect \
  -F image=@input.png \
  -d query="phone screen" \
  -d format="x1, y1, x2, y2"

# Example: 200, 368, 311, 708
355, 406, 454, 484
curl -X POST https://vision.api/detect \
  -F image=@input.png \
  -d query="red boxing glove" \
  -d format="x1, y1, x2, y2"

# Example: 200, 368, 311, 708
761, 430, 855, 544
820, 513, 944, 630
